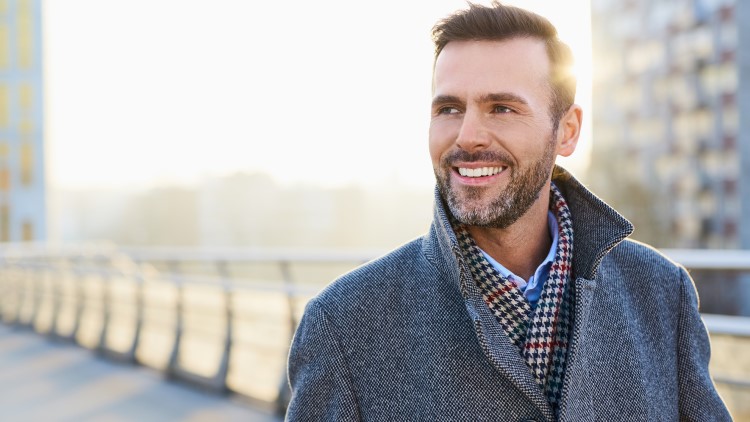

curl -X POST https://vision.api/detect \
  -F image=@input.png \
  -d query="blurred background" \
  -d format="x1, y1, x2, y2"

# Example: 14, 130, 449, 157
0, 0, 748, 420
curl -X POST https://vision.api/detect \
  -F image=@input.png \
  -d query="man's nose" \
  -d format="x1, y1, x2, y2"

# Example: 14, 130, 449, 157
455, 111, 491, 152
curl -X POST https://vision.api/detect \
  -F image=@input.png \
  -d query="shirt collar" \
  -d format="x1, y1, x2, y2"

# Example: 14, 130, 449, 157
479, 210, 558, 286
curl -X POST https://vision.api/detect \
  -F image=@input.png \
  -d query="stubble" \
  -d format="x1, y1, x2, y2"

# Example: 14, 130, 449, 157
436, 137, 557, 229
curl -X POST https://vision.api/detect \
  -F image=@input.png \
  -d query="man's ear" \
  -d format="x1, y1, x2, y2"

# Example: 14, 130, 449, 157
557, 104, 582, 158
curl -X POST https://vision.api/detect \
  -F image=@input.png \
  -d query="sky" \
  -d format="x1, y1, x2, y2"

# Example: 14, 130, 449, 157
43, 0, 592, 191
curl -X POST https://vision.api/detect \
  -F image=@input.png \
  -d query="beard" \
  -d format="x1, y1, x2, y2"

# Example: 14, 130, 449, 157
435, 137, 557, 229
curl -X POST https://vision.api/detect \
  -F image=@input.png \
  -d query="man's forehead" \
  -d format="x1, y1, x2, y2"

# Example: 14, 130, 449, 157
434, 38, 550, 76
432, 38, 550, 96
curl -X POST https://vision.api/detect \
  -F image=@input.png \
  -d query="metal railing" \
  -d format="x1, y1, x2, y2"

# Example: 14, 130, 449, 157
0, 244, 376, 414
0, 244, 748, 417
660, 249, 750, 271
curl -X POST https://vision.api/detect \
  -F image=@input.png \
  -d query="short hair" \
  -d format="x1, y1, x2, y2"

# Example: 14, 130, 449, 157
432, 1, 576, 126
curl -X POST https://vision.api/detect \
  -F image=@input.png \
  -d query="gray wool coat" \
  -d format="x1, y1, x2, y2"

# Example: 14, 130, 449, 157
286, 167, 732, 421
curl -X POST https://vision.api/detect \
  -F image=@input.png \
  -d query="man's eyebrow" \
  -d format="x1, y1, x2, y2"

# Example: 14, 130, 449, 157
431, 93, 530, 108
478, 92, 529, 106
431, 95, 463, 108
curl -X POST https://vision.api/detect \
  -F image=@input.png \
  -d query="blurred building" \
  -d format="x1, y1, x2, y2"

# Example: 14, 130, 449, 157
0, 0, 45, 242
196, 172, 432, 250
589, 0, 749, 250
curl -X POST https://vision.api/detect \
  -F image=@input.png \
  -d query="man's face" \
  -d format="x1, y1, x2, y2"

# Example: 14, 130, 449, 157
429, 38, 563, 229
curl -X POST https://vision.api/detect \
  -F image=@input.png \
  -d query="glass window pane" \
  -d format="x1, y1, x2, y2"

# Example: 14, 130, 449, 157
22, 221, 33, 241
20, 142, 32, 186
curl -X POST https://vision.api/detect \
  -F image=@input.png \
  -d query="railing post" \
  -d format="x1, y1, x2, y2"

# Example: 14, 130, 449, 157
9, 260, 23, 325
279, 261, 297, 342
98, 256, 112, 352
166, 261, 184, 379
50, 258, 63, 338
28, 261, 41, 329
0, 258, 6, 321
276, 260, 296, 413
70, 256, 85, 342
130, 267, 145, 363
3, 259, 15, 323
215, 260, 232, 393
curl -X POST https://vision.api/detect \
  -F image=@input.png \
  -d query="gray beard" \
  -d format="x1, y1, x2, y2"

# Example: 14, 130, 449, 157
436, 139, 556, 229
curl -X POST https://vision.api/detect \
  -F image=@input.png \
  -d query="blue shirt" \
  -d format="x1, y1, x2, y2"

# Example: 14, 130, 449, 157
479, 211, 558, 307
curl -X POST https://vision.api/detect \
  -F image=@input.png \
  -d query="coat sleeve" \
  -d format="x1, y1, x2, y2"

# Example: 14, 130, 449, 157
286, 298, 361, 422
676, 267, 732, 421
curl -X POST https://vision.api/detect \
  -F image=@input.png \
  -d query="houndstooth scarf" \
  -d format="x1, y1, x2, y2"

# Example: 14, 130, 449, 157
454, 182, 574, 415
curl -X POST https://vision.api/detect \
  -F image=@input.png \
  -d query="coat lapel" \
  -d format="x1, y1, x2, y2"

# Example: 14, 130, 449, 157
557, 277, 597, 420
459, 263, 556, 421
427, 190, 546, 409
427, 166, 634, 422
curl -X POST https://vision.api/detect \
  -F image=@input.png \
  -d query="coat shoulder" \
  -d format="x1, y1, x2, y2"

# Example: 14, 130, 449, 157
606, 238, 684, 277
310, 237, 444, 318
597, 238, 689, 307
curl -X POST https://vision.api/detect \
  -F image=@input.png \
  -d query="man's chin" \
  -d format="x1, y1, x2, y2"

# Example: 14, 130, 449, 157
447, 198, 495, 224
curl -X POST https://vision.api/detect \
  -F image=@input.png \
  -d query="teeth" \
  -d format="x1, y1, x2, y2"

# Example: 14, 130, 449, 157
457, 167, 504, 178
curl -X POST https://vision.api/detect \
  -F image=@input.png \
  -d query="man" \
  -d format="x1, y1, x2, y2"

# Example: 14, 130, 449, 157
286, 2, 731, 421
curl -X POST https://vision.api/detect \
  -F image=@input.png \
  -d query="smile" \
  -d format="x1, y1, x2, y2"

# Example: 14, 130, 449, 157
456, 166, 506, 178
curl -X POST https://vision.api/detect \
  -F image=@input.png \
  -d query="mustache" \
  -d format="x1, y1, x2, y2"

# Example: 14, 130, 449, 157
440, 149, 514, 167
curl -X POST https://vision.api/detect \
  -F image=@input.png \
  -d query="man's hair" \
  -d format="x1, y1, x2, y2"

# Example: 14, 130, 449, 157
432, 1, 576, 126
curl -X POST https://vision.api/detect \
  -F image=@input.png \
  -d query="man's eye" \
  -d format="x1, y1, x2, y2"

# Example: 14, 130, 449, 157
437, 106, 460, 115
493, 105, 513, 114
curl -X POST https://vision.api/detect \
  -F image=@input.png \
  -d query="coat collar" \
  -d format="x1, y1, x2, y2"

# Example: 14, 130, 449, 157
422, 165, 634, 281
420, 165, 633, 420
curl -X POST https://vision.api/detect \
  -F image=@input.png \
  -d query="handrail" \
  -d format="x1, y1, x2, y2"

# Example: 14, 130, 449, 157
661, 249, 750, 270
0, 244, 379, 415
3, 243, 750, 268
702, 314, 750, 337
0, 243, 749, 416
0, 243, 381, 263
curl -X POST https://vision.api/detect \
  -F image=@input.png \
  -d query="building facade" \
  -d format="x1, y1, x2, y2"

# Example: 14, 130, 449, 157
589, 0, 749, 250
0, 0, 45, 242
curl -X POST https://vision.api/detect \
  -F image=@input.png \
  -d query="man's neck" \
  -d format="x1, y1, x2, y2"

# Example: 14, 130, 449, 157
466, 189, 552, 281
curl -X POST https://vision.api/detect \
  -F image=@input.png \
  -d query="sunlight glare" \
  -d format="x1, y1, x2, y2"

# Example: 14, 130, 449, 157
44, 0, 592, 190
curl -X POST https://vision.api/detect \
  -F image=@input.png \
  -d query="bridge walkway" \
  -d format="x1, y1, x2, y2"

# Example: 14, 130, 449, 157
0, 324, 282, 422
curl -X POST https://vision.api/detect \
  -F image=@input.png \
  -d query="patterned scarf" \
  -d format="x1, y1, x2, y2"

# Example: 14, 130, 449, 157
454, 183, 574, 415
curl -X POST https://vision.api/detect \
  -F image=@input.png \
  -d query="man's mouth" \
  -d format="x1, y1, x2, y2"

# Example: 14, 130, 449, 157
456, 166, 507, 178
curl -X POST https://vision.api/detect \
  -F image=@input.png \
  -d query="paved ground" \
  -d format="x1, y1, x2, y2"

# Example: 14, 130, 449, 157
4, 319, 746, 421
0, 324, 283, 422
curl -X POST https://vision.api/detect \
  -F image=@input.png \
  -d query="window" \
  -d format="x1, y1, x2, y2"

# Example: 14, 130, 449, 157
719, 22, 736, 51
722, 106, 738, 134
0, 204, 8, 242
691, 26, 713, 60
626, 41, 664, 75
0, 23, 8, 69
0, 84, 8, 127
631, 119, 664, 143
19, 83, 33, 111
17, 0, 34, 69
723, 219, 738, 237
694, 109, 713, 138
0, 167, 9, 192
19, 118, 33, 136
20, 142, 32, 186
22, 221, 33, 241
